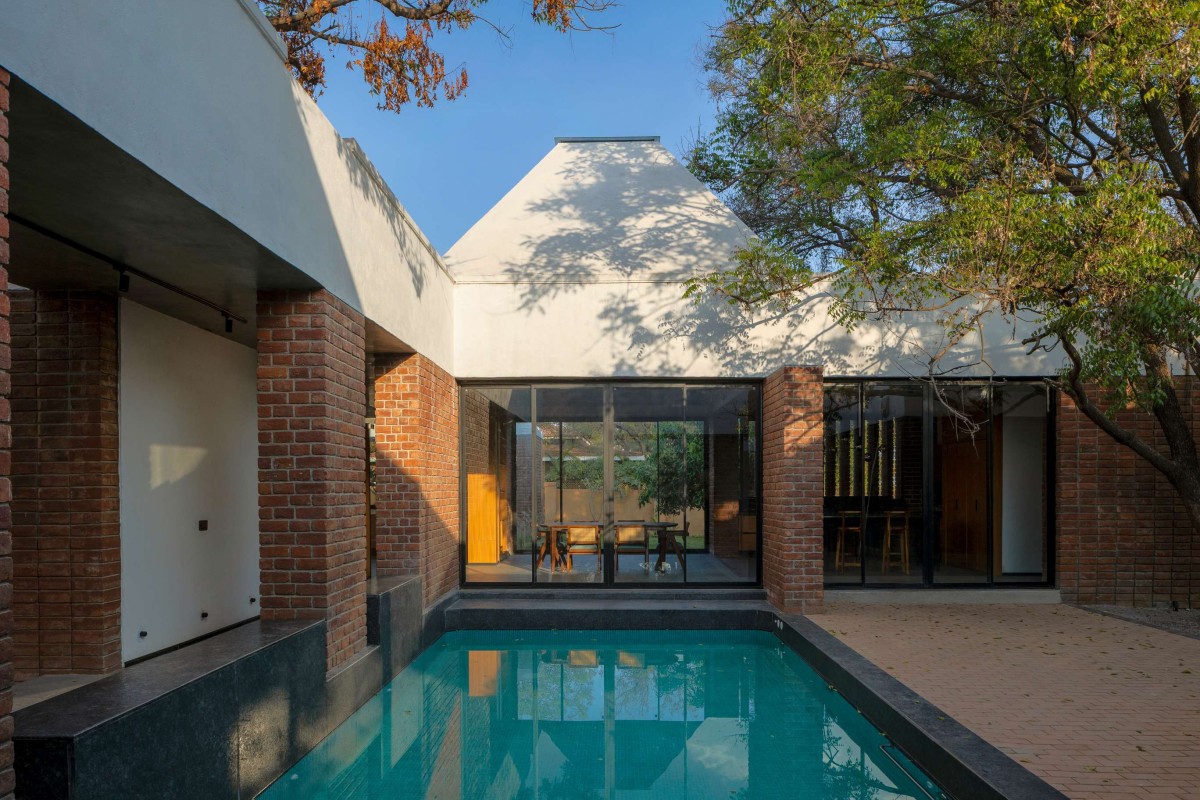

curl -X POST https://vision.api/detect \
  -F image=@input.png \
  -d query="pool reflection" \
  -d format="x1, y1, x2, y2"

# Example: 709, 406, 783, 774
263, 631, 943, 800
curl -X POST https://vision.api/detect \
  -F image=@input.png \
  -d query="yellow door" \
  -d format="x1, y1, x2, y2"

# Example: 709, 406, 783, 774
467, 473, 500, 563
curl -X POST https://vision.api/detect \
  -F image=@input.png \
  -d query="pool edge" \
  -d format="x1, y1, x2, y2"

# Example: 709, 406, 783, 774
771, 613, 1068, 800
443, 598, 1067, 800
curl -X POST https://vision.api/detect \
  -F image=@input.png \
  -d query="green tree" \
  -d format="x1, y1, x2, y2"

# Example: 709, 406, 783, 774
615, 422, 707, 519
689, 0, 1200, 526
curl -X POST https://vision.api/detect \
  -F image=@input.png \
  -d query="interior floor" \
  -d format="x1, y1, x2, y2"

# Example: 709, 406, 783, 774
466, 551, 757, 584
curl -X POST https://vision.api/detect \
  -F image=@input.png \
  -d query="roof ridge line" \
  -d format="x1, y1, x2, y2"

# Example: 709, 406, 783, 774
554, 136, 661, 143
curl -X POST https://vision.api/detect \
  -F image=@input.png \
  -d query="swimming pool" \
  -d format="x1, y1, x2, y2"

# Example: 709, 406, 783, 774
260, 630, 946, 799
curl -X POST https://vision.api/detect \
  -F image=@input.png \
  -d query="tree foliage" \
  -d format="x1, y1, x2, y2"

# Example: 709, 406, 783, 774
689, 0, 1200, 525
260, 0, 613, 111
544, 422, 708, 518
616, 422, 707, 518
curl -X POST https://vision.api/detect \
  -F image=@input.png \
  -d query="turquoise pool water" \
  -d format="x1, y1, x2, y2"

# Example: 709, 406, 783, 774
261, 630, 946, 799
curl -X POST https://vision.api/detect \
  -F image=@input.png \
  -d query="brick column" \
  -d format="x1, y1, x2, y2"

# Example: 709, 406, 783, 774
0, 65, 15, 800
1057, 384, 1199, 608
257, 290, 367, 672
372, 353, 459, 609
761, 366, 824, 614
10, 291, 120, 678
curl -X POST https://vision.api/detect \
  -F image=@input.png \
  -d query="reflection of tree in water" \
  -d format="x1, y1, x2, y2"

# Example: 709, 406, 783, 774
537, 757, 602, 800
653, 655, 706, 717
561, 665, 601, 720
820, 720, 919, 800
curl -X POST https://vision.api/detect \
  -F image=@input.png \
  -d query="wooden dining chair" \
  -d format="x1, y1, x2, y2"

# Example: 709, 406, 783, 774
614, 523, 649, 573
564, 526, 602, 572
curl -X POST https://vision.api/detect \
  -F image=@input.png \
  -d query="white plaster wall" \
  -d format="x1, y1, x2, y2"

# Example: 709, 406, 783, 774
454, 279, 1062, 379
119, 300, 260, 662
1001, 415, 1046, 574
0, 0, 454, 370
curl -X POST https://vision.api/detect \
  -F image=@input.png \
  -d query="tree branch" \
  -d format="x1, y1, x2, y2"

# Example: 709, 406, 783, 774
269, 0, 455, 31
1058, 337, 1179, 480
1141, 88, 1200, 223
1145, 346, 1200, 471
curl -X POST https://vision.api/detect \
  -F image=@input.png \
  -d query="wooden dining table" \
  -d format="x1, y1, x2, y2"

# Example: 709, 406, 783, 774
642, 521, 685, 574
536, 521, 683, 575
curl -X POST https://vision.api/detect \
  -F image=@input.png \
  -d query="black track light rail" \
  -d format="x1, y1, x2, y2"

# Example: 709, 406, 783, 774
8, 213, 248, 327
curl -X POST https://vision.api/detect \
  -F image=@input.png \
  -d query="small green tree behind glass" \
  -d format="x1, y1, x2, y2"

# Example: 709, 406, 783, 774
616, 421, 706, 530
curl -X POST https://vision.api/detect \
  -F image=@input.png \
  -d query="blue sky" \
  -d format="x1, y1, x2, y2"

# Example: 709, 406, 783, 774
313, 1, 730, 252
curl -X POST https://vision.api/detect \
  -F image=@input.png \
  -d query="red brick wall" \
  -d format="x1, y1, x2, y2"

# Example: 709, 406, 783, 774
460, 388, 489, 476
372, 355, 420, 577
761, 366, 824, 613
0, 64, 15, 800
10, 291, 120, 677
372, 353, 458, 608
257, 289, 367, 671
1057, 384, 1200, 608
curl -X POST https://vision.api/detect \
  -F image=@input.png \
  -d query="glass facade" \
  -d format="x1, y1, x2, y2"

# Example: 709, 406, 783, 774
462, 382, 760, 586
823, 381, 1052, 587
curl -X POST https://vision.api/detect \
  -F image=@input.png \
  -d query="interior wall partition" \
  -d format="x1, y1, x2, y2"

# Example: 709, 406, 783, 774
460, 382, 761, 587
822, 380, 1053, 588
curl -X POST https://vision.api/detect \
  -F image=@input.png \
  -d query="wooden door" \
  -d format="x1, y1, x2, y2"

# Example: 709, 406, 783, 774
940, 438, 987, 572
467, 473, 500, 563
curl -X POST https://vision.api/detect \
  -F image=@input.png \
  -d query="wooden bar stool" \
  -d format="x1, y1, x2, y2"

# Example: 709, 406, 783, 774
835, 510, 862, 572
881, 509, 911, 575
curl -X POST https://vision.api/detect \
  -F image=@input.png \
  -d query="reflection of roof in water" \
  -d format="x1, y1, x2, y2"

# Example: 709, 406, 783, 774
537, 720, 702, 790
444, 139, 753, 283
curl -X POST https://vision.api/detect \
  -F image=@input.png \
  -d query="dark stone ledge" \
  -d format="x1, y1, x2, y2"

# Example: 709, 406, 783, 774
14, 575, 435, 800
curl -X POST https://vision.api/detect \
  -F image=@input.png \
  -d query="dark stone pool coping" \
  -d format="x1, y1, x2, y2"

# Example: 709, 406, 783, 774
773, 613, 1067, 800
445, 596, 1067, 800
12, 575, 442, 800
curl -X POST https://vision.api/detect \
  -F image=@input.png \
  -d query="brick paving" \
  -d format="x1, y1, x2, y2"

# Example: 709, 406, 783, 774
809, 603, 1200, 800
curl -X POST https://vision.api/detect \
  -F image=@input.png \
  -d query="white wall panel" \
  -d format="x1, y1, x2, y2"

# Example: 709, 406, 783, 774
119, 300, 260, 661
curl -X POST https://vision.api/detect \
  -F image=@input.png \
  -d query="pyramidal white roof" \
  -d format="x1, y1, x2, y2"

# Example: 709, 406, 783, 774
444, 137, 754, 283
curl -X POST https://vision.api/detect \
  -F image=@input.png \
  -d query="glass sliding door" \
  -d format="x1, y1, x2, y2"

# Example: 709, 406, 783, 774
862, 384, 925, 585
932, 384, 990, 584
686, 385, 760, 583
536, 386, 607, 583
822, 385, 862, 584
461, 381, 762, 587
822, 379, 1052, 588
462, 387, 534, 583
612, 386, 688, 583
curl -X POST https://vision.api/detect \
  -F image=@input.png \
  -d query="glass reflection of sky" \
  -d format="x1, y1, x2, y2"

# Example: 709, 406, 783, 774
261, 631, 946, 800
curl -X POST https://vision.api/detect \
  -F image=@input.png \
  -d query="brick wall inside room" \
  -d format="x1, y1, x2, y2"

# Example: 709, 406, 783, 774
761, 366, 824, 614
372, 353, 459, 608
0, 65, 15, 800
1057, 383, 1200, 608
9, 290, 120, 678
710, 432, 742, 560
515, 423, 538, 552
257, 289, 367, 672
